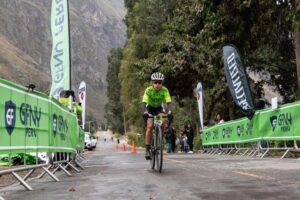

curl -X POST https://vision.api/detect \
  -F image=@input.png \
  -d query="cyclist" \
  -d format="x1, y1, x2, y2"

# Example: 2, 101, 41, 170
141, 72, 173, 160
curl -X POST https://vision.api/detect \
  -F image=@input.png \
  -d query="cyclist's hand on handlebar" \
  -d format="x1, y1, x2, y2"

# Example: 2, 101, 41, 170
143, 112, 149, 122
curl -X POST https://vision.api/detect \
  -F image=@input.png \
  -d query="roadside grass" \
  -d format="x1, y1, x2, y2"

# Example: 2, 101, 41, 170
127, 132, 145, 148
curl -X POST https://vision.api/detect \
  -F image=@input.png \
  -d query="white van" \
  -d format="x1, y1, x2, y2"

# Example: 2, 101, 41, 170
85, 133, 93, 150
85, 132, 97, 149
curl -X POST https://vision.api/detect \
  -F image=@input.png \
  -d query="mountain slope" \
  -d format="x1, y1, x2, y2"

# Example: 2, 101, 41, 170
0, 0, 127, 121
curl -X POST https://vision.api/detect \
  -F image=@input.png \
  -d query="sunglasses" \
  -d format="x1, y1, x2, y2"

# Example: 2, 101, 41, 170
153, 81, 162, 85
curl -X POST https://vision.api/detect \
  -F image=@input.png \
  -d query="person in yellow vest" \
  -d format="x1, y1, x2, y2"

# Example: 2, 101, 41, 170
58, 90, 82, 118
74, 102, 82, 119
58, 90, 69, 107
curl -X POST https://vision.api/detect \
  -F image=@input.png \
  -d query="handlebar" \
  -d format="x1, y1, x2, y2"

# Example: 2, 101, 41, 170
147, 115, 167, 118
147, 115, 172, 127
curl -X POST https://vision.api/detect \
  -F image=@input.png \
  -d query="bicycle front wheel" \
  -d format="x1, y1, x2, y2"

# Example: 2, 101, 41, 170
150, 131, 155, 169
155, 126, 163, 173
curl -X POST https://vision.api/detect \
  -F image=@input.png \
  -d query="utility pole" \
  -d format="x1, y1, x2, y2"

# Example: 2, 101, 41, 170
123, 106, 127, 135
295, 0, 300, 90
88, 120, 99, 134
89, 121, 91, 133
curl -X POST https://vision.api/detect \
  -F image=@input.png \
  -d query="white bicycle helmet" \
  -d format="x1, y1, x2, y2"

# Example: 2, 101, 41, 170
151, 72, 164, 81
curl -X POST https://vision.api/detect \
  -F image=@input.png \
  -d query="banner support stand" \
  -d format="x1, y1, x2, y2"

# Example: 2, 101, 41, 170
12, 172, 32, 191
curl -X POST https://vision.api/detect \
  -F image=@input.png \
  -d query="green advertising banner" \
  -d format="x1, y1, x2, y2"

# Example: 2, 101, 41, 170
202, 116, 259, 145
202, 101, 300, 146
50, 0, 70, 98
258, 101, 300, 141
0, 79, 83, 154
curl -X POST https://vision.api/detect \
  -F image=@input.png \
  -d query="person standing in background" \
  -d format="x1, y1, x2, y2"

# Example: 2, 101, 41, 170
183, 123, 194, 153
182, 134, 189, 153
171, 127, 176, 152
166, 127, 176, 153
214, 113, 224, 124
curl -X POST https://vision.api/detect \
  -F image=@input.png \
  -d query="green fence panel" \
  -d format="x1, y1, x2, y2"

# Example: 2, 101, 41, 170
0, 83, 12, 154
202, 101, 300, 146
37, 96, 51, 152
258, 102, 300, 141
23, 92, 39, 154
202, 116, 259, 145
50, 101, 77, 153
0, 78, 83, 154
10, 85, 27, 154
77, 128, 85, 150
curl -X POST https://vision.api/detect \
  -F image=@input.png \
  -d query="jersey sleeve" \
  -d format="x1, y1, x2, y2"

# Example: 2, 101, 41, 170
164, 87, 171, 103
142, 88, 150, 104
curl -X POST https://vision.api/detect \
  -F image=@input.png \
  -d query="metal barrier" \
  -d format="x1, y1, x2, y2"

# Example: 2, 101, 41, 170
0, 155, 56, 191
258, 140, 300, 159
202, 140, 300, 159
202, 142, 260, 158
0, 151, 85, 192
38, 152, 81, 179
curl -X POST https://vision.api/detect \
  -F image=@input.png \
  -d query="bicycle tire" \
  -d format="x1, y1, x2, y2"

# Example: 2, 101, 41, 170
150, 130, 155, 169
155, 126, 163, 173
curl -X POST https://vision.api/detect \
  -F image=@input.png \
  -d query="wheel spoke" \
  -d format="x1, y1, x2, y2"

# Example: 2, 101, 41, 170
149, 122, 163, 172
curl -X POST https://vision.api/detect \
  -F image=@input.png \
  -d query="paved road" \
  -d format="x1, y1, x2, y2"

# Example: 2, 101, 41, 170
2, 131, 300, 199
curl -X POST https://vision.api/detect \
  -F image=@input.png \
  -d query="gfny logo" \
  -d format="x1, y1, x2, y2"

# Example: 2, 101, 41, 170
5, 101, 16, 135
270, 113, 292, 132
52, 114, 68, 138
270, 116, 277, 131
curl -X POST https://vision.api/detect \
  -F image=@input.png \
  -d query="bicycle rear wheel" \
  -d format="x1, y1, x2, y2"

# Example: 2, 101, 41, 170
149, 131, 155, 169
155, 126, 163, 173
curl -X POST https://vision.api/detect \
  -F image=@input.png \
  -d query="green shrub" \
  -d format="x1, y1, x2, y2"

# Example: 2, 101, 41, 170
193, 136, 202, 151
127, 132, 136, 144
127, 131, 145, 147
0, 154, 37, 166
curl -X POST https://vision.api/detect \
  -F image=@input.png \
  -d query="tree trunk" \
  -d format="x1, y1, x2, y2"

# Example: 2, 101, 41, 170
295, 0, 300, 88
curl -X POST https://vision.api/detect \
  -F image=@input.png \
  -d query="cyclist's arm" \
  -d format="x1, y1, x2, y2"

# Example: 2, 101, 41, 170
141, 102, 147, 113
142, 89, 149, 113
164, 87, 172, 113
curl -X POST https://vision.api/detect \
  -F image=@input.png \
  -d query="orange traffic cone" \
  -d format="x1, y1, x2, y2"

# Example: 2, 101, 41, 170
122, 143, 126, 151
131, 141, 136, 154
115, 144, 118, 151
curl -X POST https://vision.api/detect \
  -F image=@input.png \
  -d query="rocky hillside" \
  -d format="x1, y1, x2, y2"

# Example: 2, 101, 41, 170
0, 0, 127, 121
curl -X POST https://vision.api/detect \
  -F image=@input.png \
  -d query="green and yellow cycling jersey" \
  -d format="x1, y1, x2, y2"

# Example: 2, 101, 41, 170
142, 86, 171, 108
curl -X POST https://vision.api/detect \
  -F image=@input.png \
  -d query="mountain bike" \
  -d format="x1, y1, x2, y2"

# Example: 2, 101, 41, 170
149, 115, 169, 173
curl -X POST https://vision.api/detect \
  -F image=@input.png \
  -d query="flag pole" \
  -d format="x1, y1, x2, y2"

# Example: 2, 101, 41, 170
67, 0, 72, 90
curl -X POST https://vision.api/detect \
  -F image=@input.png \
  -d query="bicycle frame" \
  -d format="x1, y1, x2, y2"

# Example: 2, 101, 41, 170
149, 115, 166, 173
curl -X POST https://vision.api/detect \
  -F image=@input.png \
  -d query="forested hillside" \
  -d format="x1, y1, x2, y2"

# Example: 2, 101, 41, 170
106, 0, 298, 134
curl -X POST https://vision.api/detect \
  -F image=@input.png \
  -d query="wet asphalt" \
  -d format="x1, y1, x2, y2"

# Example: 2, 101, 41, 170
2, 131, 300, 200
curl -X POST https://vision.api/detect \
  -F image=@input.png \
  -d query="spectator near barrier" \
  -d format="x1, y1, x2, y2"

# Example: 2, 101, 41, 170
171, 128, 176, 152
58, 90, 82, 120
182, 134, 189, 153
214, 113, 224, 124
166, 127, 176, 153
214, 113, 224, 153
183, 123, 195, 153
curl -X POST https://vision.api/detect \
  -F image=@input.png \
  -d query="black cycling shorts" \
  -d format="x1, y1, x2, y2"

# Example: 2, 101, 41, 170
146, 106, 165, 116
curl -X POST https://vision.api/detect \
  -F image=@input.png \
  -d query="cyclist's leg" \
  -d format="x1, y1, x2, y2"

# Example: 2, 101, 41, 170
159, 112, 167, 134
145, 106, 154, 150
145, 118, 154, 146
145, 118, 153, 160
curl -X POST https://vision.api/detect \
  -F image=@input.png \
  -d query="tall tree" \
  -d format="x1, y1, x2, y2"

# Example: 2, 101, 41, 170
295, 0, 300, 89
105, 48, 124, 134
120, 0, 297, 128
